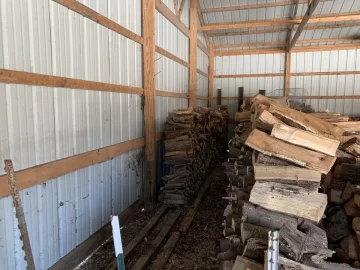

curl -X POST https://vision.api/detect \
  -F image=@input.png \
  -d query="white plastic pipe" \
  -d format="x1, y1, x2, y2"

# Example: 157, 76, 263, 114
267, 230, 279, 270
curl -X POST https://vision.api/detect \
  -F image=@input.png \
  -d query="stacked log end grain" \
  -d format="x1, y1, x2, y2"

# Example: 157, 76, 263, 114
221, 94, 360, 270
162, 106, 227, 205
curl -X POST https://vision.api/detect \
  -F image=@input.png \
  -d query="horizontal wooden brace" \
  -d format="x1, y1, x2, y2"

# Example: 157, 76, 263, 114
156, 90, 188, 98
0, 69, 144, 95
0, 134, 164, 198
198, 40, 210, 56
155, 46, 190, 68
214, 44, 360, 56
213, 96, 360, 100
197, 69, 209, 77
54, 0, 143, 44
214, 73, 283, 78
292, 71, 360, 76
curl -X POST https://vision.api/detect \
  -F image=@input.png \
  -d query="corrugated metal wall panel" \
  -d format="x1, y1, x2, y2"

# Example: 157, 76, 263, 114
196, 99, 208, 107
291, 49, 360, 116
197, 47, 209, 73
197, 73, 208, 97
156, 97, 188, 132
0, 149, 143, 270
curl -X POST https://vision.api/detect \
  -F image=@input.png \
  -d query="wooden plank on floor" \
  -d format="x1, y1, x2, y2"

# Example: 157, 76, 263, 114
130, 210, 181, 270
106, 205, 168, 270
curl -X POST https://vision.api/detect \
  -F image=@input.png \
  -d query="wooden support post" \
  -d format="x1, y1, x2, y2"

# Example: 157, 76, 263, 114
259, 89, 266, 96
189, 0, 198, 107
143, 0, 157, 210
238, 87, 244, 111
208, 44, 214, 107
285, 51, 291, 97
217, 89, 222, 105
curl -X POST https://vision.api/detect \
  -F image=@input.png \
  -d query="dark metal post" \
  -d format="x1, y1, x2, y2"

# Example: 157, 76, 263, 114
217, 89, 222, 106
238, 87, 244, 112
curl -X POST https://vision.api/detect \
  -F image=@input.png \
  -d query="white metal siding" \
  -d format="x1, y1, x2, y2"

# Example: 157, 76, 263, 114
196, 99, 208, 107
156, 97, 188, 132
291, 49, 360, 116
197, 73, 209, 97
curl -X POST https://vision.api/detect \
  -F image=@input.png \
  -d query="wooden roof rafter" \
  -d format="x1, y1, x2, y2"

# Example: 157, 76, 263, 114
288, 0, 321, 51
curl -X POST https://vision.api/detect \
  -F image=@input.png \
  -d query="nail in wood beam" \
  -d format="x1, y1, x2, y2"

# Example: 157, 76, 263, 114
208, 44, 214, 107
288, 0, 320, 51
189, 0, 197, 107
143, 0, 157, 211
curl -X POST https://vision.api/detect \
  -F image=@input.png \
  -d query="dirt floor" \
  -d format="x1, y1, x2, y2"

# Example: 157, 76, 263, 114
78, 155, 228, 270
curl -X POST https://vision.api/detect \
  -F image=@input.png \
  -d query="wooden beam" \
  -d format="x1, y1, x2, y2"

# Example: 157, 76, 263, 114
215, 47, 285, 56
178, 0, 186, 18
0, 69, 144, 95
208, 44, 214, 107
143, 0, 157, 210
196, 96, 209, 100
198, 39, 210, 56
197, 69, 208, 78
289, 0, 321, 51
214, 73, 283, 78
156, 90, 187, 98
214, 95, 360, 100
293, 43, 360, 52
199, 13, 360, 31
213, 38, 360, 49
173, 0, 179, 16
155, 46, 190, 68
189, 0, 197, 107
293, 71, 360, 76
208, 22, 360, 37
155, 0, 189, 37
54, 0, 143, 44
285, 52, 291, 96
201, 0, 311, 13
197, 7, 210, 48
0, 138, 145, 198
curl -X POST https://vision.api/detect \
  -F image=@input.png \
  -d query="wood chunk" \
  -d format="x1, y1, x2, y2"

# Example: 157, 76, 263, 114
343, 164, 360, 184
344, 198, 360, 217
255, 152, 293, 166
246, 129, 336, 174
235, 111, 251, 122
299, 220, 328, 250
271, 123, 340, 156
240, 222, 269, 244
353, 218, 360, 232
341, 135, 360, 144
340, 235, 360, 260
268, 102, 343, 140
326, 206, 352, 242
342, 182, 355, 202
242, 203, 298, 230
342, 138, 360, 156
232, 256, 263, 270
333, 121, 360, 133
355, 194, 360, 208
249, 181, 327, 222
328, 189, 346, 205
254, 110, 284, 132
241, 238, 267, 263
280, 224, 306, 261
254, 165, 321, 186
278, 256, 318, 270
336, 248, 351, 264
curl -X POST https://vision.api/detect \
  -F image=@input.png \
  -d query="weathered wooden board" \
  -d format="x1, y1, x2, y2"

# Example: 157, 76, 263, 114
249, 181, 327, 222
246, 129, 336, 174
268, 103, 343, 140
271, 123, 340, 156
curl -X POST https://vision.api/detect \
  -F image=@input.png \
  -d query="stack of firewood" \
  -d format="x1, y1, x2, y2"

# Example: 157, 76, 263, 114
161, 107, 227, 205
220, 94, 360, 269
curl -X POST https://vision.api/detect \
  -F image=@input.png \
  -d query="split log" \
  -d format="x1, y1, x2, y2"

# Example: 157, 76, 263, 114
353, 217, 360, 232
271, 123, 340, 156
342, 138, 360, 156
232, 256, 263, 270
341, 182, 354, 202
280, 224, 306, 261
328, 189, 346, 205
343, 164, 360, 184
241, 238, 267, 263
326, 206, 352, 242
253, 110, 283, 132
299, 220, 328, 250
165, 129, 191, 140
354, 194, 360, 208
341, 135, 360, 144
240, 222, 269, 244
249, 181, 327, 222
255, 152, 293, 166
235, 111, 251, 122
340, 235, 360, 260
344, 198, 360, 217
278, 256, 318, 270
254, 165, 321, 188
303, 253, 356, 270
246, 129, 336, 174
333, 121, 360, 133
242, 202, 298, 230
164, 139, 192, 152
268, 102, 343, 140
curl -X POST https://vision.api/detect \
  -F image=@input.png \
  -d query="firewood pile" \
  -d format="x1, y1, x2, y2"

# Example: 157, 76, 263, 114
221, 94, 360, 269
161, 106, 227, 205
